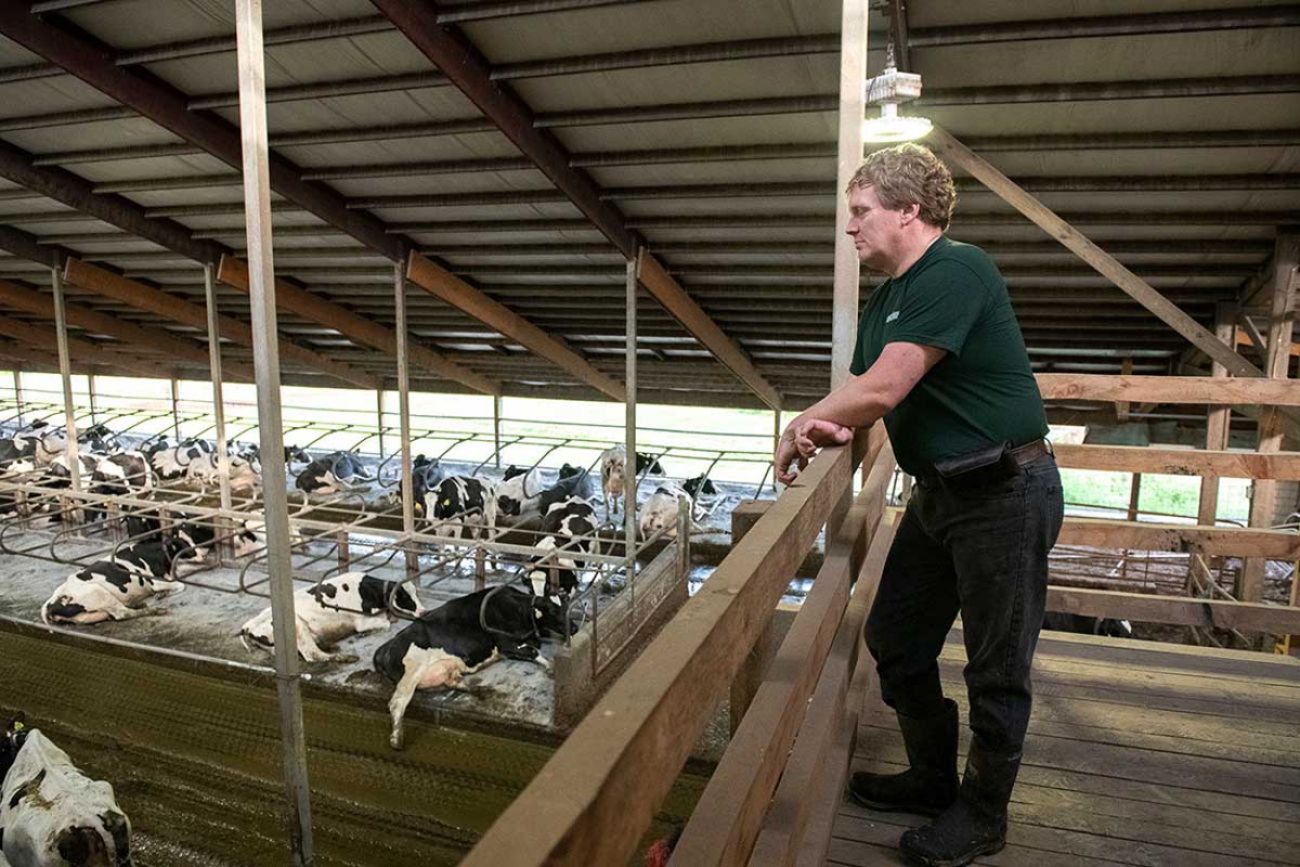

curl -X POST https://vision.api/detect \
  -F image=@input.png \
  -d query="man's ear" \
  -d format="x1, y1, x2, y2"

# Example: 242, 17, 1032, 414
899, 202, 921, 227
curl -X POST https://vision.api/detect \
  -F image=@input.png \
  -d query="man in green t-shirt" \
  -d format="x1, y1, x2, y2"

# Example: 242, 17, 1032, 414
773, 144, 1063, 867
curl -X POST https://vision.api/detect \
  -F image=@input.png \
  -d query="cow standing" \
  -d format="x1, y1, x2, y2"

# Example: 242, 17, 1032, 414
239, 572, 424, 663
0, 716, 133, 867
600, 446, 627, 522
373, 587, 570, 749
426, 476, 496, 541
524, 497, 597, 598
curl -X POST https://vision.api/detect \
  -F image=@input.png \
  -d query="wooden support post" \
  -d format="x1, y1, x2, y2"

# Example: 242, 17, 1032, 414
1116, 357, 1132, 423
87, 372, 97, 426
170, 377, 180, 439
1241, 233, 1298, 603
12, 366, 22, 426
493, 393, 502, 469
1122, 471, 1141, 582
336, 527, 350, 572
375, 389, 385, 463
1198, 304, 1236, 526
475, 546, 486, 591
730, 499, 777, 734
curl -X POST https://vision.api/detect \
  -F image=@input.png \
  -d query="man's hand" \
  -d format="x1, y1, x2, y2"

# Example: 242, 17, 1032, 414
775, 419, 854, 486
793, 419, 853, 458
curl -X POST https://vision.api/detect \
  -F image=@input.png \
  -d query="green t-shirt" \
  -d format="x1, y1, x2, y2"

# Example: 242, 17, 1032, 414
850, 236, 1048, 477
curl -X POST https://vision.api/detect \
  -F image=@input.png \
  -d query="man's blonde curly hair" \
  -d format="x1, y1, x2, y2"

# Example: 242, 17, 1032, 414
847, 143, 957, 230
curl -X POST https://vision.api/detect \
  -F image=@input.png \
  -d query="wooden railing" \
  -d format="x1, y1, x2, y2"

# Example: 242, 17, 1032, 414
462, 374, 1299, 866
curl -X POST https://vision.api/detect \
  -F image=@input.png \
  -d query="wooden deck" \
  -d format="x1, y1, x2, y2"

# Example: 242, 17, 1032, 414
831, 629, 1300, 866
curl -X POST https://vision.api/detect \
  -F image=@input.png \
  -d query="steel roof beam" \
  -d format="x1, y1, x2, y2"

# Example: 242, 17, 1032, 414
372, 0, 781, 409
61, 258, 380, 388
0, 277, 258, 380
0, 3, 612, 397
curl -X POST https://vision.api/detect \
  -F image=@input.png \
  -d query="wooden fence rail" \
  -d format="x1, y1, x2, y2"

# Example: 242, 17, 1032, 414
462, 432, 871, 866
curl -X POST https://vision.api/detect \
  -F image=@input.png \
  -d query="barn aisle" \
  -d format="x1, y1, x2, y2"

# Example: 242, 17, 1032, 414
831, 630, 1300, 866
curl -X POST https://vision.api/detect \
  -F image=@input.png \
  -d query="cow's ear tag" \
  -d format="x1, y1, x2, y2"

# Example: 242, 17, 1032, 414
443, 498, 451, 506
12, 720, 24, 732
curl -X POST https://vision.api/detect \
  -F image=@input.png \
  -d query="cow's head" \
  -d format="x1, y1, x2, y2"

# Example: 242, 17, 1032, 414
358, 575, 424, 619
285, 445, 311, 465
125, 510, 163, 543
1097, 618, 1133, 639
173, 522, 216, 561
2, 712, 29, 781
531, 593, 576, 638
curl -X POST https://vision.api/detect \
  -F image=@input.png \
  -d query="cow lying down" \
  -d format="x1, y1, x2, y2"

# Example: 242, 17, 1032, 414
1, 715, 132, 867
240, 572, 424, 663
373, 587, 571, 749
41, 549, 185, 626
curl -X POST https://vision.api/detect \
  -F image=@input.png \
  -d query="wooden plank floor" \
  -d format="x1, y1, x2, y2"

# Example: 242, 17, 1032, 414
831, 629, 1300, 866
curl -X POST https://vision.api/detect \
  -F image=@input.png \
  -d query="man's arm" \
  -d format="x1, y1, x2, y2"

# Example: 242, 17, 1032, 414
775, 342, 945, 484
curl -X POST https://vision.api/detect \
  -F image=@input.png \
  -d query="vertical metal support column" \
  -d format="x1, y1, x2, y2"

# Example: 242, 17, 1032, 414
204, 264, 232, 512
624, 251, 640, 584
13, 366, 23, 427
234, 1, 314, 862
51, 266, 81, 493
170, 377, 181, 439
831, 0, 868, 386
394, 263, 416, 580
87, 373, 97, 425
493, 393, 503, 469
829, 0, 869, 533
375, 389, 385, 463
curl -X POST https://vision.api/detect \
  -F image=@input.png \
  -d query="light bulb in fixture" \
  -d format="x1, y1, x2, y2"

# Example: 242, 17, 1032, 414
862, 102, 933, 143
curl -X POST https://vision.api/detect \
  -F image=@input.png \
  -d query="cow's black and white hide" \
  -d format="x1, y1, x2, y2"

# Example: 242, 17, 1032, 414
146, 438, 211, 482
90, 452, 152, 495
523, 497, 598, 598
600, 446, 627, 522
373, 587, 570, 749
172, 520, 261, 562
682, 474, 718, 499
0, 458, 36, 518
536, 470, 593, 517
110, 537, 186, 580
635, 452, 666, 476
639, 485, 690, 541
400, 455, 445, 519
555, 463, 596, 499
43, 454, 98, 490
294, 451, 373, 494
184, 453, 260, 494
426, 476, 496, 540
13, 422, 66, 467
1042, 612, 1133, 639
76, 424, 119, 455
0, 717, 133, 867
495, 465, 543, 522
41, 560, 183, 625
239, 572, 424, 663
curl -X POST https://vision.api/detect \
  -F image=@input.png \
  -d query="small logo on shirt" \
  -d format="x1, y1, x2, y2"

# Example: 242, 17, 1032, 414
885, 310, 900, 324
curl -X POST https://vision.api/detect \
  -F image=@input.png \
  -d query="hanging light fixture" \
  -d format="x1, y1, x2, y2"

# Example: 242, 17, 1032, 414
863, 42, 932, 143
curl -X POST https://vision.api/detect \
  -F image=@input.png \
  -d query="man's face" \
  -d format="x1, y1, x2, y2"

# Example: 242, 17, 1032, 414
845, 184, 902, 271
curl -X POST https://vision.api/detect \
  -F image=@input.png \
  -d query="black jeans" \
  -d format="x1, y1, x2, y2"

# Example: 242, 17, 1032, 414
865, 455, 1064, 754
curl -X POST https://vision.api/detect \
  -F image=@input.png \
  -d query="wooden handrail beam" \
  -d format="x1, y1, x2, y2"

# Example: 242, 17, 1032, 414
1057, 516, 1300, 559
1052, 443, 1300, 480
1036, 373, 1300, 407
671, 436, 895, 866
63, 258, 380, 389
1048, 585, 1300, 634
462, 434, 865, 866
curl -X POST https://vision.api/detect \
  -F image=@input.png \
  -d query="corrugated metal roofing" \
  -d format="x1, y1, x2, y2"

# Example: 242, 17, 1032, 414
0, 0, 1295, 410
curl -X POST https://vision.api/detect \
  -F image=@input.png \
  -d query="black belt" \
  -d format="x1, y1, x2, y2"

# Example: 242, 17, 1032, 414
917, 439, 1052, 489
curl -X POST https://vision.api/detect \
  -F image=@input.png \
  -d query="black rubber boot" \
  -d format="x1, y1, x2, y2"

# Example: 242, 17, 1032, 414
898, 741, 1021, 867
848, 698, 958, 817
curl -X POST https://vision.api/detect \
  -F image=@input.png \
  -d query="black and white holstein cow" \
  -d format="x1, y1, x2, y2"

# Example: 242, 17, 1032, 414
401, 455, 445, 519
373, 587, 571, 749
524, 496, 598, 600
239, 572, 424, 663
1042, 612, 1133, 639
41, 556, 184, 625
426, 475, 497, 541
0, 715, 133, 867
295, 451, 374, 495
638, 485, 692, 541
143, 437, 211, 482
494, 465, 543, 523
